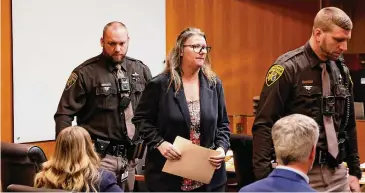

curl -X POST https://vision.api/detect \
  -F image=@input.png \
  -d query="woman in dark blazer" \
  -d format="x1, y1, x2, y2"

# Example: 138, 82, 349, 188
132, 27, 230, 192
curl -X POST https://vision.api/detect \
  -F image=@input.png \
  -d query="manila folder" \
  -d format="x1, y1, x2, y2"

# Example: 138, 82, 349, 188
162, 136, 219, 184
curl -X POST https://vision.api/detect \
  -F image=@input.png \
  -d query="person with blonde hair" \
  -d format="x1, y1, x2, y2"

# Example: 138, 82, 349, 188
132, 27, 230, 192
34, 126, 123, 192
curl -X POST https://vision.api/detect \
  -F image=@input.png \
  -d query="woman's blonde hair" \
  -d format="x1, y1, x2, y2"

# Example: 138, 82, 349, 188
34, 126, 101, 192
164, 27, 216, 93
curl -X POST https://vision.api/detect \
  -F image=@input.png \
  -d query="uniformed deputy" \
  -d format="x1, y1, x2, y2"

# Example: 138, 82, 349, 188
252, 7, 361, 192
54, 21, 152, 192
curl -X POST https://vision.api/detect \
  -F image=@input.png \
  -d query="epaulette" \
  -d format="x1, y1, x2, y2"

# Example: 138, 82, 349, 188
77, 55, 101, 70
125, 56, 145, 65
275, 46, 304, 64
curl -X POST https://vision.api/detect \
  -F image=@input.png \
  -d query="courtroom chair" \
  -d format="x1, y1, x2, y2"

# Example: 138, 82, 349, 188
229, 134, 255, 189
253, 96, 260, 116
1, 142, 47, 191
6, 184, 65, 192
354, 102, 365, 120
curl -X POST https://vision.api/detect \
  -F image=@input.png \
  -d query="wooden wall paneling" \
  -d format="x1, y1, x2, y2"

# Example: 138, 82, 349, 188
344, 54, 360, 70
348, 0, 365, 54
228, 115, 245, 134
228, 115, 234, 133
245, 115, 255, 136
1, 0, 13, 143
356, 120, 365, 163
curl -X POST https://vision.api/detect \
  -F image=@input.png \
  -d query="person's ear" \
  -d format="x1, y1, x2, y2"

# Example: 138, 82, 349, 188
313, 28, 323, 42
100, 37, 104, 47
309, 145, 316, 160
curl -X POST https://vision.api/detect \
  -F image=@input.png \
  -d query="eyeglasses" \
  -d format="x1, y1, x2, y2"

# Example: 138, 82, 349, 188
183, 44, 212, 53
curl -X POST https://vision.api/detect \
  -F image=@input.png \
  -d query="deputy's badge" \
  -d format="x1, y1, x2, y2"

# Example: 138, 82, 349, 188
303, 85, 312, 91
102, 86, 110, 92
266, 64, 284, 86
132, 72, 139, 77
65, 72, 78, 90
131, 72, 140, 81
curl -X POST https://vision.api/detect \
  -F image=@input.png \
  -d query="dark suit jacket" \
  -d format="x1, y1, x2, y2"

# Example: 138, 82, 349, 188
99, 170, 123, 192
239, 169, 315, 192
132, 71, 231, 191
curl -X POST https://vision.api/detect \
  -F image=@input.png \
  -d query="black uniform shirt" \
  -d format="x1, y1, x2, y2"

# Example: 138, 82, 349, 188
54, 54, 152, 143
252, 42, 361, 180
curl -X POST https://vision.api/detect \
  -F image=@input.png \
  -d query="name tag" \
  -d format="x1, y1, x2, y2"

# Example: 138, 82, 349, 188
120, 170, 129, 182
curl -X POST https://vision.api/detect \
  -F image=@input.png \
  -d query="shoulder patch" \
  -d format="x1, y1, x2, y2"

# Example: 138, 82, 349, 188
266, 65, 285, 86
65, 72, 78, 90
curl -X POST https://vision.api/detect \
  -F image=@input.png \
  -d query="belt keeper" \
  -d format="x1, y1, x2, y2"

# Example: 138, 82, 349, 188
318, 150, 326, 164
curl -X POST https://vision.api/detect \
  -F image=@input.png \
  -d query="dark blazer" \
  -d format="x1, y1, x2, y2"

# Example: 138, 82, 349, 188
239, 169, 316, 192
99, 170, 123, 192
132, 71, 231, 191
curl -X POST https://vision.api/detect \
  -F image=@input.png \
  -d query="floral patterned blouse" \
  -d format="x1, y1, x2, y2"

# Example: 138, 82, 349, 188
181, 100, 204, 191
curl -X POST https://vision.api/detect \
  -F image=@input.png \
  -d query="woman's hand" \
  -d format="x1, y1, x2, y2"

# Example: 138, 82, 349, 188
157, 141, 182, 160
209, 147, 225, 169
348, 175, 360, 192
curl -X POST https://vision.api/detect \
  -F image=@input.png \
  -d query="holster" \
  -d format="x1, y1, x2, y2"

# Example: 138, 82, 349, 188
126, 138, 146, 161
94, 138, 110, 157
